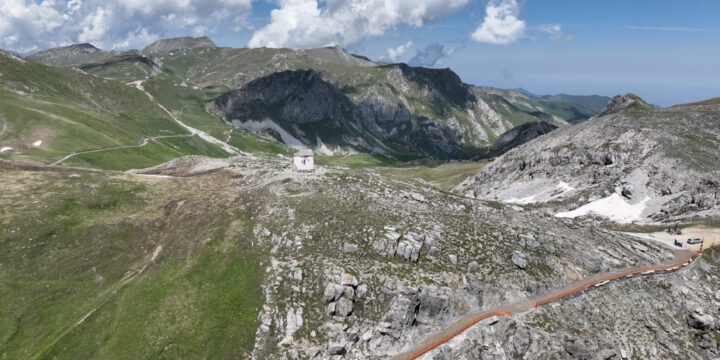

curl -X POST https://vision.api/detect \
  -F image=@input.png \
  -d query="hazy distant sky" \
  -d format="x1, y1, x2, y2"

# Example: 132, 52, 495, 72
2, 0, 719, 106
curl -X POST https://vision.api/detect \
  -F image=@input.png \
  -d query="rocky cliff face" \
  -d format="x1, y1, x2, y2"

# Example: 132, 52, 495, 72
208, 60, 584, 157
456, 95, 720, 223
209, 68, 484, 157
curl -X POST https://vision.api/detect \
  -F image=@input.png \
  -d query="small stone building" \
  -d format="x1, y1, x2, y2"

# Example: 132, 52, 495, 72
293, 149, 314, 172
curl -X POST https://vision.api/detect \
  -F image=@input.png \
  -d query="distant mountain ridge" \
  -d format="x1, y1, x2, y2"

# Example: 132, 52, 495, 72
21, 37, 615, 158
511, 88, 612, 114
142, 36, 216, 56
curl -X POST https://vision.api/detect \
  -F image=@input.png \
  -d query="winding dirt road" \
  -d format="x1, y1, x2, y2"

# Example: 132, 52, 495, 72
51, 134, 193, 165
391, 248, 701, 360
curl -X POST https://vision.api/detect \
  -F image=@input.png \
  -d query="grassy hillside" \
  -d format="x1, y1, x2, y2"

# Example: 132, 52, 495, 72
0, 50, 294, 170
0, 51, 188, 163
0, 163, 264, 359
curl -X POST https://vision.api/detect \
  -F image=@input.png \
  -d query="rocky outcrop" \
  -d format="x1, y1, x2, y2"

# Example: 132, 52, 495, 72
599, 93, 654, 116
687, 308, 716, 330
324, 274, 364, 319
456, 95, 720, 222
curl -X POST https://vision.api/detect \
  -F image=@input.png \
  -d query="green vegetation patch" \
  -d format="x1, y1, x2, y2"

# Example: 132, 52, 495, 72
64, 136, 229, 171
380, 161, 487, 191
0, 169, 264, 360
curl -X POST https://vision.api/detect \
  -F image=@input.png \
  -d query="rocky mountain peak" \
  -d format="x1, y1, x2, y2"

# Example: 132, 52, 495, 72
28, 43, 107, 66
142, 36, 216, 56
599, 93, 653, 116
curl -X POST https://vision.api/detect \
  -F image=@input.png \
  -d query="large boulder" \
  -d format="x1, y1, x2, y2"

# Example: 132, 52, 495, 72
396, 233, 424, 263
336, 297, 354, 318
415, 287, 451, 325
323, 283, 343, 304
327, 343, 346, 355
387, 290, 420, 327
512, 251, 529, 270
356, 284, 368, 301
687, 308, 716, 330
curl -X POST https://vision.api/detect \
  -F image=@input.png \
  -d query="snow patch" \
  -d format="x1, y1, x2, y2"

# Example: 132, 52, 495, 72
506, 194, 537, 205
233, 119, 305, 148
33, 140, 42, 147
505, 181, 575, 205
1, 146, 12, 153
556, 181, 575, 192
556, 193, 651, 224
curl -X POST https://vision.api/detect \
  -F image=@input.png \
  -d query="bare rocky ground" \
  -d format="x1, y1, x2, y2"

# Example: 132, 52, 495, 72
456, 95, 720, 225
130, 154, 719, 359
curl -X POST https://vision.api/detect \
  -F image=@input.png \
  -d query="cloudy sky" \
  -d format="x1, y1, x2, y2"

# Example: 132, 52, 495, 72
2, 0, 719, 106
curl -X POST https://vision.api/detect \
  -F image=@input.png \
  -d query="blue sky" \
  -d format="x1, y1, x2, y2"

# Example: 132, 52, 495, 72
2, 0, 719, 106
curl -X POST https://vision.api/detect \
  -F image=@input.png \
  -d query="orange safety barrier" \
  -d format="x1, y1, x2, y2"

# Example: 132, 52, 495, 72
402, 311, 511, 360
398, 250, 702, 360
535, 254, 698, 308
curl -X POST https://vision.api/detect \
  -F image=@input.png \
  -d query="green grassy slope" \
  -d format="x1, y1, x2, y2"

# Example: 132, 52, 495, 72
0, 51, 189, 164
63, 135, 230, 171
0, 165, 264, 359
316, 153, 487, 191
0, 50, 282, 170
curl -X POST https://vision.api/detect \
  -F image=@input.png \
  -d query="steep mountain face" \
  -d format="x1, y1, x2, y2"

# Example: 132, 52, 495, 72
206, 58, 579, 157
141, 36, 216, 56
456, 95, 720, 224
209, 67, 492, 157
20, 38, 629, 160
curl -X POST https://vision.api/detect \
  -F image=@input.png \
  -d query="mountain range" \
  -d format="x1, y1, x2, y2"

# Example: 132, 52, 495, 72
17, 37, 609, 160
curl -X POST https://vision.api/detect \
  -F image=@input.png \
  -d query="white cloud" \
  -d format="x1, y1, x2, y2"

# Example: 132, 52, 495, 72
471, 0, 525, 45
78, 7, 112, 44
386, 41, 413, 62
0, 0, 254, 53
408, 42, 455, 67
248, 0, 470, 49
537, 24, 572, 41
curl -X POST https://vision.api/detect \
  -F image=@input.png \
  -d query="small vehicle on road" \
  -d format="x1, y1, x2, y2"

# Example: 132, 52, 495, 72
687, 237, 704, 244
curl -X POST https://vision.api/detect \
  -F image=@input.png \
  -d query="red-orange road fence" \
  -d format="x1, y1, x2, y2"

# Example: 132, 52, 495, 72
397, 250, 703, 360
535, 251, 701, 308
403, 311, 511, 360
